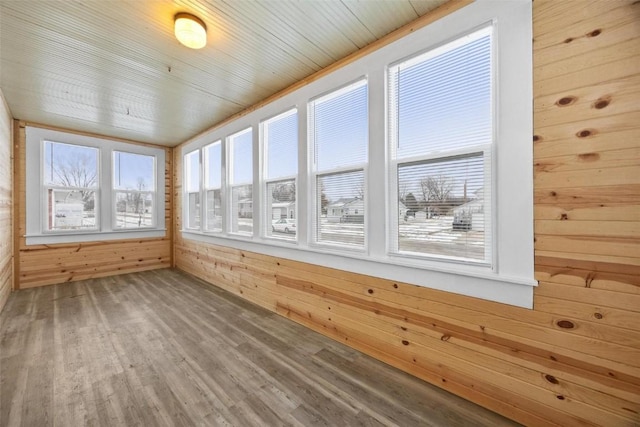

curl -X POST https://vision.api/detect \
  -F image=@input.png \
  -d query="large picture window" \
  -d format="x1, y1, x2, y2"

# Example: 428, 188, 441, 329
228, 128, 253, 236
309, 80, 368, 248
262, 109, 298, 241
388, 26, 493, 264
26, 126, 165, 244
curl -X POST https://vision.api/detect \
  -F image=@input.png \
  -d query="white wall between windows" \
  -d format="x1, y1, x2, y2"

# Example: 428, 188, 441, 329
25, 126, 166, 245
181, 0, 535, 308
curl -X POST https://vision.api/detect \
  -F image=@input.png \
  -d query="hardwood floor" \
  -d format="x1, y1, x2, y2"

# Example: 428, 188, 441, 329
1, 269, 519, 426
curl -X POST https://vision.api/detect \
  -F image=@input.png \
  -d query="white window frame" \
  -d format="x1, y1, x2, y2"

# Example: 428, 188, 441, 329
180, 0, 535, 308
308, 79, 368, 251
227, 127, 254, 237
112, 150, 157, 230
203, 140, 223, 233
184, 149, 201, 231
387, 24, 494, 266
261, 108, 299, 242
25, 126, 166, 245
42, 140, 100, 233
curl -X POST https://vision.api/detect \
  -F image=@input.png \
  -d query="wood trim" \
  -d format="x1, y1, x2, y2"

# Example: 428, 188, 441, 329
12, 120, 21, 290
19, 120, 171, 150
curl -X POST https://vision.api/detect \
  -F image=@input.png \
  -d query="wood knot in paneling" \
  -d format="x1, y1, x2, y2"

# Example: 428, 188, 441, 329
533, 135, 542, 142
440, 334, 451, 341
560, 213, 568, 220
587, 29, 602, 37
593, 312, 603, 320
556, 96, 577, 106
563, 37, 573, 44
592, 96, 611, 110
576, 129, 596, 138
544, 374, 559, 384
401, 340, 409, 346
577, 152, 599, 161
556, 320, 575, 329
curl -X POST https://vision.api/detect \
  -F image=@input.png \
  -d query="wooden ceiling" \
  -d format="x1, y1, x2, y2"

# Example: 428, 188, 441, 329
0, 0, 448, 147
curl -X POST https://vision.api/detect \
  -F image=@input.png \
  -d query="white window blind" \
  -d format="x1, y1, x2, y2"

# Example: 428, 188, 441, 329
388, 26, 493, 264
263, 109, 298, 241
309, 80, 368, 248
184, 149, 201, 230
113, 151, 156, 229
204, 141, 222, 232
228, 128, 253, 235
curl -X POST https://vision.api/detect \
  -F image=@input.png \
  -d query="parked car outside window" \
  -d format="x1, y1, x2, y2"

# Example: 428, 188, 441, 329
272, 218, 296, 234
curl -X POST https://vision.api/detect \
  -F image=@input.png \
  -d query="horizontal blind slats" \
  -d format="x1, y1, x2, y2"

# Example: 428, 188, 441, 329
265, 109, 298, 180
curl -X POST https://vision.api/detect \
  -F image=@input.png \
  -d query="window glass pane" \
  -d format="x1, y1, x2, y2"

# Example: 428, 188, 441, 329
312, 81, 368, 171
187, 192, 200, 229
265, 110, 298, 179
204, 141, 222, 189
47, 189, 97, 231
44, 141, 98, 188
205, 189, 222, 232
185, 150, 200, 193
397, 153, 487, 261
317, 171, 364, 247
231, 185, 252, 235
266, 180, 296, 240
391, 27, 492, 158
115, 192, 153, 228
230, 128, 253, 185
114, 151, 155, 191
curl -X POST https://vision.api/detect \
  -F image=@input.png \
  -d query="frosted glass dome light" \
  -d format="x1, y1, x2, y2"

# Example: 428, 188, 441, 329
174, 13, 207, 49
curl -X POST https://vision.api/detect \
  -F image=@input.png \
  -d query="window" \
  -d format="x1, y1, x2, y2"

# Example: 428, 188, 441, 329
179, 1, 534, 307
309, 80, 368, 248
228, 128, 253, 236
388, 26, 492, 264
44, 141, 99, 231
113, 151, 156, 229
204, 141, 222, 232
26, 126, 166, 244
262, 109, 298, 241
184, 149, 201, 230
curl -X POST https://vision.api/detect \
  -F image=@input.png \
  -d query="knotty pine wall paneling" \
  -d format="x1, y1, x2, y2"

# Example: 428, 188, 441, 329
0, 91, 12, 312
14, 123, 173, 289
174, 1, 640, 425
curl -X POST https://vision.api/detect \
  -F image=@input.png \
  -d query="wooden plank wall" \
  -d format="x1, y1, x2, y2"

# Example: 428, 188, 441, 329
14, 122, 173, 289
174, 1, 640, 425
0, 91, 12, 312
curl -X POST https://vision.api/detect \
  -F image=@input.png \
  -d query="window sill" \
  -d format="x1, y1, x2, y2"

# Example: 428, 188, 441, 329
25, 228, 167, 245
181, 230, 536, 308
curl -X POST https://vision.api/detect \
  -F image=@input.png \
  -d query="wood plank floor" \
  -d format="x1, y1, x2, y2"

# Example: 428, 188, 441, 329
0, 269, 519, 426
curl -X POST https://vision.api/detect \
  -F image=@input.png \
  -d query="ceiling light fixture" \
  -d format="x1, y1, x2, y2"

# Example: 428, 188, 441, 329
174, 13, 207, 49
